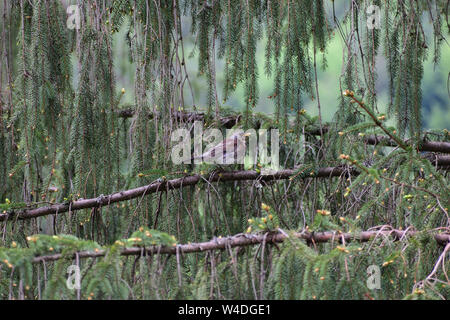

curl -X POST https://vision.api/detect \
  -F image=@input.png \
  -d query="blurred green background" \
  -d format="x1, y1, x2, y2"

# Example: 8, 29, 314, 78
111, 8, 449, 130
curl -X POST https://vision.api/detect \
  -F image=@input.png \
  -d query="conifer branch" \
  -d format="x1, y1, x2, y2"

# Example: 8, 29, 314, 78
0, 166, 355, 221
31, 229, 450, 263
118, 108, 450, 153
2, 155, 448, 222
344, 92, 410, 151
118, 108, 242, 129
365, 136, 450, 153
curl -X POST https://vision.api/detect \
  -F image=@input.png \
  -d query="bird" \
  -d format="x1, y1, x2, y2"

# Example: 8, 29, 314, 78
192, 131, 252, 165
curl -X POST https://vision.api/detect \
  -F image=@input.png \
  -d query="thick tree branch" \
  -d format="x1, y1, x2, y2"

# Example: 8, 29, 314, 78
31, 229, 450, 263
118, 109, 450, 153
365, 135, 450, 154
118, 108, 242, 129
2, 154, 448, 222
0, 166, 355, 221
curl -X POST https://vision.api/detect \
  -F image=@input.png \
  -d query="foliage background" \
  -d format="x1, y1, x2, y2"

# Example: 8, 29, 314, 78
111, 3, 449, 129
0, 0, 448, 300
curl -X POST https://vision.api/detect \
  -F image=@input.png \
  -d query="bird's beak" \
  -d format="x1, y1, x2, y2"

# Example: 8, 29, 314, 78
243, 132, 252, 137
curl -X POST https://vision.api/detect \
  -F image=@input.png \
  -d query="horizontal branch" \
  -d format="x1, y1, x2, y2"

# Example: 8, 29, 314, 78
118, 109, 242, 129
118, 109, 450, 153
0, 166, 355, 221
365, 136, 450, 154
421, 154, 450, 167
31, 229, 450, 263
2, 152, 449, 222
118, 108, 327, 134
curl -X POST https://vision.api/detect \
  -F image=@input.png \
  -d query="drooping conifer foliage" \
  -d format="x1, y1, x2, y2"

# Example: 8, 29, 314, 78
0, 0, 448, 300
